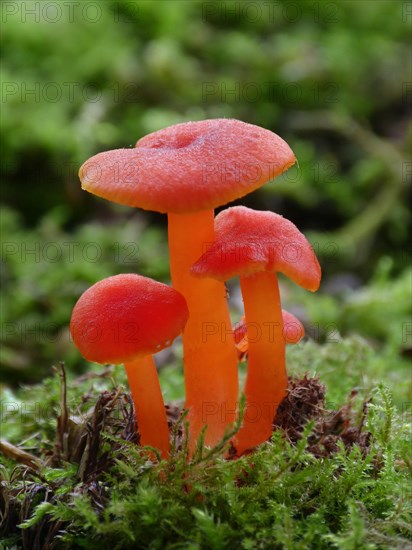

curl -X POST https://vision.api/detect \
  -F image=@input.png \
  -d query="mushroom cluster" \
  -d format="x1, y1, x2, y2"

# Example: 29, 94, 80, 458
72, 118, 321, 458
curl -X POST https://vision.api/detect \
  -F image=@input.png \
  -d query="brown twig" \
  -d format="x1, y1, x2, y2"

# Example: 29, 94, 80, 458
0, 440, 42, 471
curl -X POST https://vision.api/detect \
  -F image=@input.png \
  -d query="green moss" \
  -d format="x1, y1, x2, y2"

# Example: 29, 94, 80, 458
1, 338, 411, 549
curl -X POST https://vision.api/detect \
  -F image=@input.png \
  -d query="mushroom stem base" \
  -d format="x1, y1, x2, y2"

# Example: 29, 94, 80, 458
233, 272, 287, 455
124, 355, 170, 458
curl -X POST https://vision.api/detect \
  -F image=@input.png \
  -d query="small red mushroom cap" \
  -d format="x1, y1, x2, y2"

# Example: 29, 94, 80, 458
70, 274, 189, 364
233, 310, 305, 353
191, 206, 321, 291
281, 310, 306, 344
79, 119, 296, 214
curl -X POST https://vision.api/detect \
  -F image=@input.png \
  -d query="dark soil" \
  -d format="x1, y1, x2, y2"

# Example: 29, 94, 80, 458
273, 375, 371, 457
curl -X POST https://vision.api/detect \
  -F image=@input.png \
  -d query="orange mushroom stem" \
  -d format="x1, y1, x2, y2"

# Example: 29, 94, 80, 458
168, 210, 238, 449
124, 356, 171, 456
236, 272, 286, 454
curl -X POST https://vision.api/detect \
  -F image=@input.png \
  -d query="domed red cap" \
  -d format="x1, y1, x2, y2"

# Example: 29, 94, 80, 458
191, 206, 321, 291
79, 119, 296, 214
234, 310, 304, 351
70, 274, 189, 364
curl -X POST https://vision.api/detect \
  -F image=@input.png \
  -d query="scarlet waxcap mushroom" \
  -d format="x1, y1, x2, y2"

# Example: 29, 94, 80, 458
70, 274, 189, 458
80, 119, 295, 214
70, 274, 188, 364
191, 206, 320, 456
191, 206, 321, 290
281, 310, 305, 344
78, 119, 296, 450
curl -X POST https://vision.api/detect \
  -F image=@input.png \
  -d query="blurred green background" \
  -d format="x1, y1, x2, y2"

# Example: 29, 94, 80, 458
1, 0, 411, 387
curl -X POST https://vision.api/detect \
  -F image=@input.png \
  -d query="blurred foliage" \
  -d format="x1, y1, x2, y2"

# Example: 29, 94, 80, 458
1, 204, 410, 387
0, 206, 169, 383
1, 1, 411, 383
1, 0, 410, 269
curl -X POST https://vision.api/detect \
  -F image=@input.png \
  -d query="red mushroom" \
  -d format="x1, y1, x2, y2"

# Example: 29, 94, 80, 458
233, 310, 305, 361
79, 119, 296, 449
70, 274, 189, 458
192, 206, 321, 455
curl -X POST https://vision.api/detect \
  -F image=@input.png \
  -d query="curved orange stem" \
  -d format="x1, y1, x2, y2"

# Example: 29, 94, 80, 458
124, 355, 170, 458
168, 211, 239, 450
233, 272, 287, 456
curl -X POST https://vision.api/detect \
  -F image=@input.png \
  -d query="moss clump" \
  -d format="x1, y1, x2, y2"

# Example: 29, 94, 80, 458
1, 344, 411, 549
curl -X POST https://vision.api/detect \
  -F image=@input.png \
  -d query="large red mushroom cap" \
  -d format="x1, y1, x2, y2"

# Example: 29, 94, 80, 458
191, 206, 321, 291
79, 119, 296, 214
70, 274, 189, 364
